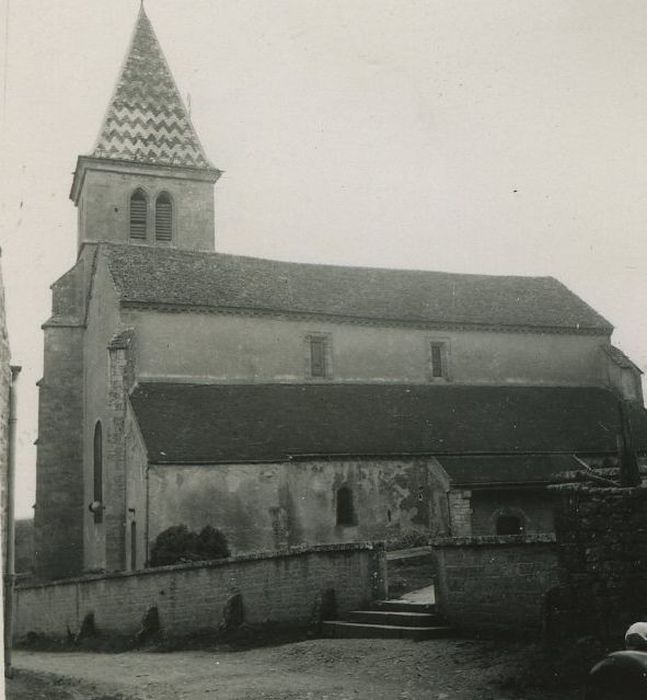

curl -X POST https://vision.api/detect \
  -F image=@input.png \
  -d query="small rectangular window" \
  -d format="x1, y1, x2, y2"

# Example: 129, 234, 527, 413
430, 342, 445, 379
310, 338, 326, 377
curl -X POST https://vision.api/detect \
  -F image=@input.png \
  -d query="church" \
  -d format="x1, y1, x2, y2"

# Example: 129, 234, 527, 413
34, 6, 647, 581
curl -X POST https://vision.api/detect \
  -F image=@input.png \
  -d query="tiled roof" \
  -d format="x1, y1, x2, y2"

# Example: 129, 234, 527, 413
129, 383, 645, 466
92, 7, 213, 169
439, 454, 580, 486
103, 244, 613, 332
605, 345, 643, 373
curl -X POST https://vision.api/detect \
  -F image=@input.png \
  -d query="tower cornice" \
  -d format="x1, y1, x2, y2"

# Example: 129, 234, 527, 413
70, 156, 222, 205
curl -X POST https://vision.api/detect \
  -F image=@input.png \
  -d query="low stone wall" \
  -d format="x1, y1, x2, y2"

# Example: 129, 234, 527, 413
432, 534, 559, 633
14, 543, 386, 641
547, 484, 647, 646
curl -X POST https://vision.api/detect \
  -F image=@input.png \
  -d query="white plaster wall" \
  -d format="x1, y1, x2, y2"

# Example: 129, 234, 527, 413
129, 309, 611, 388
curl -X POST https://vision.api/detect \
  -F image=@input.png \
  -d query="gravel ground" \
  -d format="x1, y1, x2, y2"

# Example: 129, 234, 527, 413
10, 637, 584, 700
5, 668, 132, 700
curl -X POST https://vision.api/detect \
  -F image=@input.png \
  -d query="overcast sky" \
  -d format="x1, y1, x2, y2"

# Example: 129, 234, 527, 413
1, 0, 647, 519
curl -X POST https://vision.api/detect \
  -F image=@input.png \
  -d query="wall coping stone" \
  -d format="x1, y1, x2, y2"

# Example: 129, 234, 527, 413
18, 541, 385, 591
549, 483, 647, 495
431, 533, 556, 548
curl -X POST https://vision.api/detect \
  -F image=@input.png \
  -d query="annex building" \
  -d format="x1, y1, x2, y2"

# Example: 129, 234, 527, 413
34, 7, 647, 580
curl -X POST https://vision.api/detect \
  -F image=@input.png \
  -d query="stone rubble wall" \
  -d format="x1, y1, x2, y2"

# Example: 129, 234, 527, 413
14, 543, 386, 640
546, 484, 647, 645
432, 534, 559, 633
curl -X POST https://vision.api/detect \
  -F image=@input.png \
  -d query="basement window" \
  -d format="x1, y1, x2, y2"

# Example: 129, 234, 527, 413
496, 514, 524, 536
336, 485, 356, 527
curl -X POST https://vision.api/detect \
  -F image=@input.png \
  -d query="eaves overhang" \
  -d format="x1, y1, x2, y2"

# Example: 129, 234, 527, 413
117, 299, 612, 337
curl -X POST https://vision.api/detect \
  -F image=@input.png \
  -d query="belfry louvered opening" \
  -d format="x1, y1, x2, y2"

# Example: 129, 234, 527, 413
155, 193, 173, 241
129, 189, 147, 239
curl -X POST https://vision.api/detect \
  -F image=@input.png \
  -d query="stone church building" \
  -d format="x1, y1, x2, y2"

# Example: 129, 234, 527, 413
34, 7, 647, 580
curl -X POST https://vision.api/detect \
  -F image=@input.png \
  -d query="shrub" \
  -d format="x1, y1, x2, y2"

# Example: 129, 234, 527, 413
149, 524, 229, 567
196, 525, 230, 560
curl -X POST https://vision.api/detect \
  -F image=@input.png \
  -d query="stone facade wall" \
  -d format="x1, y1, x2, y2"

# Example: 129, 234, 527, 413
14, 543, 386, 640
34, 326, 85, 579
34, 250, 93, 580
145, 458, 451, 560
470, 488, 555, 536
433, 534, 559, 633
77, 168, 216, 253
547, 484, 647, 645
82, 255, 131, 573
133, 308, 611, 389
448, 490, 473, 536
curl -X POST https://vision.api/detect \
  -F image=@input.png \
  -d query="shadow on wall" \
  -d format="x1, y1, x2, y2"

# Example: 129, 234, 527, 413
15, 518, 34, 575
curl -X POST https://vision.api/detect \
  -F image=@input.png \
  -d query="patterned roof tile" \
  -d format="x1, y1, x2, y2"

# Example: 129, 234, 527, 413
92, 7, 213, 169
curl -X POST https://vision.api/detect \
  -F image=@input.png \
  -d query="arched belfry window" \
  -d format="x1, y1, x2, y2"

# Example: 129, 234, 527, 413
336, 485, 356, 527
129, 189, 147, 239
93, 421, 103, 524
155, 192, 173, 241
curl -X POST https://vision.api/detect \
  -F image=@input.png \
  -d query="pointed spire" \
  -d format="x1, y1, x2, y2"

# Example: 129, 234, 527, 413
92, 6, 213, 170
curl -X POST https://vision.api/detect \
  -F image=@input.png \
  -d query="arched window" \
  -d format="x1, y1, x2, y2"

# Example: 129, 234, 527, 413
155, 192, 173, 241
93, 421, 103, 524
496, 514, 523, 536
336, 485, 356, 526
129, 189, 147, 239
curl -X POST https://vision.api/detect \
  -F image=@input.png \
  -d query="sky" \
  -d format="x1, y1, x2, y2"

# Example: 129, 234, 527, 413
1, 0, 647, 519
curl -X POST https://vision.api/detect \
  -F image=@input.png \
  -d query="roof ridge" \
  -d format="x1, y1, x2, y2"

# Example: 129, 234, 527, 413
99, 242, 557, 281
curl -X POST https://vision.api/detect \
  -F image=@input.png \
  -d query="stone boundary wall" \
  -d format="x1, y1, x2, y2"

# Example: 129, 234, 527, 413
432, 534, 559, 633
14, 543, 386, 640
547, 484, 647, 646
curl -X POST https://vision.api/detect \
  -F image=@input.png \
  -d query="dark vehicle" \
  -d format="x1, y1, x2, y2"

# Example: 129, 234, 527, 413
585, 651, 647, 699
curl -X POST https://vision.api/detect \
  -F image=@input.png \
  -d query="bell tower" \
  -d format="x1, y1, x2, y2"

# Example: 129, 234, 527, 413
70, 5, 221, 253
35, 5, 221, 581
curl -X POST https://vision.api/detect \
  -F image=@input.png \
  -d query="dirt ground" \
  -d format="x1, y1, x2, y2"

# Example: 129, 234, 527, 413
8, 637, 585, 700
5, 669, 131, 700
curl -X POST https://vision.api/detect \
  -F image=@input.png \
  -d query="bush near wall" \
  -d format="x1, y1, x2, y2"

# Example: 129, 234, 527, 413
149, 524, 230, 566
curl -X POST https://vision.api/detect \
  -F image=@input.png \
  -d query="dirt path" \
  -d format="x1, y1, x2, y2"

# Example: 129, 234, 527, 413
5, 668, 132, 700
11, 638, 582, 700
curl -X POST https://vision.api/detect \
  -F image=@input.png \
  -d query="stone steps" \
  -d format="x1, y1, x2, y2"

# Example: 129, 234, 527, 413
373, 600, 435, 614
347, 610, 440, 627
322, 619, 451, 640
322, 599, 451, 640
